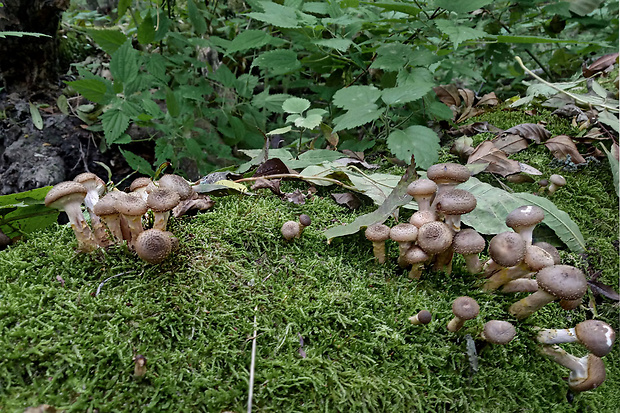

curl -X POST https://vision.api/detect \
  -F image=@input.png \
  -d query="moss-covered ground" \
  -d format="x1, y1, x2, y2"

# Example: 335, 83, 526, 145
0, 109, 618, 412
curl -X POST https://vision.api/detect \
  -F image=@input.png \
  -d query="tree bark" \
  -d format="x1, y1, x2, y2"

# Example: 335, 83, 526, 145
0, 0, 70, 93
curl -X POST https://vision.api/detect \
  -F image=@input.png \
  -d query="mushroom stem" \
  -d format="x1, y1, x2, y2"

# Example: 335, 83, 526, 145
539, 345, 606, 392
409, 310, 432, 325
537, 328, 578, 344
63, 202, 97, 252
433, 247, 454, 274
539, 345, 586, 375
152, 211, 171, 231
408, 263, 424, 279
372, 241, 387, 264
482, 264, 531, 291
508, 289, 556, 319
447, 316, 466, 332
500, 278, 538, 293
463, 254, 483, 274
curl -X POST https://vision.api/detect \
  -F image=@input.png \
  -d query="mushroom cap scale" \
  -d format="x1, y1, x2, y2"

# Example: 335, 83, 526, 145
523, 245, 555, 272
533, 242, 562, 264
390, 223, 418, 243
435, 189, 477, 216
452, 296, 479, 320
536, 265, 587, 301
147, 188, 181, 212
417, 221, 453, 254
115, 193, 148, 216
73, 172, 105, 193
44, 181, 88, 207
488, 232, 526, 268
404, 246, 429, 265
130, 177, 153, 192
158, 174, 194, 201
575, 320, 616, 357
365, 224, 391, 242
92, 192, 120, 216
482, 320, 516, 345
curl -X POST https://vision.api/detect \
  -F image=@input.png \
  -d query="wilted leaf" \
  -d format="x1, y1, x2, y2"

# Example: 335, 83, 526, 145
491, 133, 529, 155
476, 92, 499, 106
198, 171, 242, 185
467, 141, 522, 176
544, 135, 587, 164
588, 280, 620, 301
552, 104, 589, 123
433, 84, 461, 107
519, 163, 543, 176
251, 178, 282, 195
255, 158, 291, 177
459, 88, 476, 109
173, 195, 215, 217
499, 123, 551, 144
284, 189, 306, 205
331, 193, 362, 210
583, 52, 619, 78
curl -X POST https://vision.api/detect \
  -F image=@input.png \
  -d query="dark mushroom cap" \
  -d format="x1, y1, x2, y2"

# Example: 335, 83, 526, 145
575, 320, 616, 357
426, 163, 471, 185
390, 223, 418, 243
482, 320, 516, 345
115, 192, 148, 216
130, 177, 153, 192
569, 355, 606, 392
453, 228, 485, 255
523, 245, 554, 271
409, 210, 437, 228
435, 189, 477, 216
506, 205, 545, 231
92, 192, 120, 216
536, 265, 587, 301
488, 232, 526, 267
452, 296, 479, 320
147, 188, 180, 212
404, 246, 429, 265
407, 179, 437, 198
417, 221, 453, 254
135, 229, 173, 264
365, 224, 391, 242
158, 174, 194, 201
416, 310, 432, 325
281, 221, 300, 240
44, 181, 87, 208
533, 242, 562, 265
299, 214, 312, 227
550, 174, 566, 187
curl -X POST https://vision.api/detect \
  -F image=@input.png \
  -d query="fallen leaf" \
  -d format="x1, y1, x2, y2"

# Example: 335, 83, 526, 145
491, 133, 529, 155
613, 143, 619, 161
518, 163, 543, 176
251, 178, 282, 195
331, 193, 362, 210
433, 84, 461, 107
333, 157, 379, 169
341, 149, 365, 160
552, 104, 589, 123
583, 52, 619, 78
456, 106, 484, 123
476, 92, 499, 107
544, 135, 587, 164
499, 123, 551, 144
255, 158, 291, 177
173, 195, 214, 217
284, 189, 306, 205
458, 88, 475, 109
199, 171, 242, 184
588, 280, 620, 301
467, 141, 522, 176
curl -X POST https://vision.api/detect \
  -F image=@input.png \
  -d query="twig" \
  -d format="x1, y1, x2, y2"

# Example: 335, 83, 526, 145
247, 305, 258, 413
95, 271, 134, 296
515, 56, 620, 113
234, 174, 358, 191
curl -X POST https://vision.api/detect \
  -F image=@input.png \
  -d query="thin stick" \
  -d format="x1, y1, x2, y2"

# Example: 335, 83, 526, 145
95, 271, 134, 296
247, 305, 258, 413
515, 56, 620, 113
234, 174, 358, 191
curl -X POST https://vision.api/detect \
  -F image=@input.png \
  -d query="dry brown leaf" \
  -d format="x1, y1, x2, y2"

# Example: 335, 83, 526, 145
458, 88, 476, 109
173, 195, 215, 217
467, 141, 522, 176
544, 135, 587, 164
284, 189, 306, 205
331, 193, 362, 210
255, 158, 291, 177
552, 104, 590, 123
476, 92, 499, 107
583, 53, 619, 78
505, 174, 536, 183
251, 178, 282, 195
433, 84, 461, 107
456, 107, 484, 123
518, 162, 543, 176
491, 133, 529, 155
341, 149, 365, 160
499, 123, 551, 144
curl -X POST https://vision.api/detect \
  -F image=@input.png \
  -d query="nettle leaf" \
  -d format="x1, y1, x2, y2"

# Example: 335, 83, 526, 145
86, 29, 127, 55
332, 85, 382, 110
381, 79, 434, 105
248, 1, 317, 28
370, 43, 414, 72
253, 50, 301, 75
252, 92, 292, 113
294, 109, 327, 129
434, 0, 494, 13
110, 40, 139, 85
333, 104, 384, 132
435, 20, 487, 49
228, 30, 273, 53
101, 108, 130, 145
66, 79, 109, 103
187, 0, 207, 34
137, 11, 156, 45
119, 149, 155, 176
283, 97, 311, 114
369, 2, 422, 16
314, 38, 354, 52
387, 125, 440, 169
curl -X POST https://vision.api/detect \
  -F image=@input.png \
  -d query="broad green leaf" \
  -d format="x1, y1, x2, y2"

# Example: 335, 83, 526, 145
117, 0, 131, 18
600, 144, 619, 198
101, 108, 130, 144
66, 78, 109, 104
29, 103, 43, 130
110, 41, 139, 85
209, 64, 236, 88
228, 30, 273, 53
387, 126, 439, 169
433, 0, 493, 13
86, 29, 127, 55
165, 89, 180, 118
252, 50, 301, 75
568, 0, 604, 16
598, 111, 619, 132
332, 85, 382, 110
0, 187, 59, 239
187, 0, 207, 34
364, 2, 421, 16
56, 95, 69, 115
381, 81, 433, 105
283, 97, 311, 114
314, 38, 354, 52
267, 126, 293, 135
435, 20, 487, 49
370, 43, 414, 71
286, 150, 346, 170
137, 11, 156, 45
119, 149, 155, 176
294, 109, 326, 129
247, 1, 317, 28
333, 104, 384, 132
252, 92, 292, 113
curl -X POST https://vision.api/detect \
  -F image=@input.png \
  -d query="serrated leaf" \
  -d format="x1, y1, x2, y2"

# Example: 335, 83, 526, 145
228, 30, 273, 53
252, 92, 292, 113
66, 78, 109, 104
0, 32, 51, 39
370, 43, 414, 72
119, 149, 155, 176
332, 104, 384, 132
333, 86, 382, 110
29, 103, 43, 130
187, 0, 207, 34
101, 108, 130, 144
86, 29, 127, 55
387, 126, 439, 169
165, 89, 180, 118
252, 50, 301, 75
110, 41, 139, 84
435, 20, 487, 49
366, 2, 422, 16
247, 1, 317, 28
283, 97, 311, 114
137, 11, 156, 44
434, 0, 493, 13
381, 81, 434, 105
314, 38, 354, 52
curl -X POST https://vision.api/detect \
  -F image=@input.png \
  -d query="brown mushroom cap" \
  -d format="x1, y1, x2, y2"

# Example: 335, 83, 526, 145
417, 221, 453, 254
506, 205, 544, 232
414, 310, 432, 325
404, 246, 429, 265
158, 174, 194, 201
390, 223, 418, 243
115, 192, 148, 216
409, 210, 437, 228
435, 189, 477, 216
550, 174, 566, 187
407, 178, 437, 198
365, 224, 391, 242
147, 188, 180, 212
536, 265, 587, 301
281, 221, 300, 240
0, 229, 11, 249
575, 320, 616, 357
92, 192, 119, 216
135, 229, 173, 264
130, 177, 153, 192
452, 296, 479, 320
453, 229, 485, 255
44, 181, 88, 208
299, 214, 312, 227
73, 172, 105, 193
523, 245, 555, 271
488, 232, 526, 267
482, 320, 516, 345
569, 355, 606, 392
533, 242, 562, 264
426, 163, 471, 185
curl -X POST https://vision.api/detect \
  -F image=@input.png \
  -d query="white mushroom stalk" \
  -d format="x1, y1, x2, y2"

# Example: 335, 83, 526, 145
482, 245, 553, 291
539, 345, 606, 392
536, 320, 616, 357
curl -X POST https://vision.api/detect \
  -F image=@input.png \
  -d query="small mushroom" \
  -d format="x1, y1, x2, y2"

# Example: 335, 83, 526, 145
452, 229, 485, 274
447, 296, 479, 332
365, 224, 391, 264
403, 246, 429, 279
505, 205, 545, 245
147, 188, 180, 231
74, 173, 110, 248
390, 223, 419, 267
406, 178, 437, 212
158, 174, 195, 201
426, 163, 471, 210
537, 178, 549, 193
115, 193, 148, 248
533, 241, 561, 264
434, 188, 477, 232
417, 221, 453, 256
537, 320, 616, 357
483, 232, 526, 277
409, 210, 437, 228
409, 310, 432, 325
129, 177, 154, 202
281, 220, 301, 241
481, 320, 516, 345
299, 214, 312, 234
482, 245, 554, 292
135, 229, 173, 264
133, 354, 147, 377
539, 345, 606, 392
559, 298, 582, 311
508, 265, 587, 320
92, 192, 124, 243
45, 181, 97, 252
548, 174, 566, 195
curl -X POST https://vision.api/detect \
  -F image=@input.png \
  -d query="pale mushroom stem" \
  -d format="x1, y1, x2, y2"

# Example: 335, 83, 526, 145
433, 247, 454, 274
397, 242, 412, 267
152, 211, 171, 231
408, 263, 424, 280
482, 263, 530, 291
124, 216, 145, 248
500, 278, 538, 293
508, 289, 556, 319
539, 345, 587, 377
90, 214, 113, 248
517, 227, 535, 246
463, 254, 483, 274
63, 202, 96, 252
443, 214, 462, 233
372, 241, 387, 264
537, 328, 578, 344
447, 316, 466, 332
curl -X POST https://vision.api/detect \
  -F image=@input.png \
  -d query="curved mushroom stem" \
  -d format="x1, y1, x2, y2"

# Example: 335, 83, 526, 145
433, 247, 454, 274
463, 253, 483, 274
397, 242, 412, 267
482, 263, 531, 291
447, 316, 465, 332
508, 289, 556, 319
537, 328, 578, 344
482, 258, 503, 277
500, 278, 538, 293
539, 345, 586, 376
64, 202, 97, 252
408, 263, 424, 280
152, 211, 171, 231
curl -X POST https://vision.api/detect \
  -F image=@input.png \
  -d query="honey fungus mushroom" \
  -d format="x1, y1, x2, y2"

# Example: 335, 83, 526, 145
147, 188, 180, 231
135, 229, 174, 264
447, 296, 479, 332
426, 162, 471, 209
481, 320, 516, 345
409, 310, 432, 325
505, 205, 545, 245
406, 178, 437, 212
452, 228, 485, 274
434, 189, 477, 233
539, 345, 606, 392
365, 224, 391, 264
390, 223, 418, 267
548, 174, 566, 195
537, 320, 616, 357
483, 232, 526, 277
281, 221, 301, 241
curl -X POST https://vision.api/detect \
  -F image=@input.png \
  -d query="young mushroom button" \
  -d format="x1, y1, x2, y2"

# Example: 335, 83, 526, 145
135, 229, 173, 264
434, 189, 477, 232
404, 246, 429, 280
281, 221, 301, 241
409, 310, 432, 325
452, 229, 485, 274
481, 320, 516, 345
548, 174, 566, 195
390, 223, 419, 267
406, 179, 437, 212
365, 224, 391, 264
158, 174, 195, 201
447, 296, 479, 332
483, 232, 526, 276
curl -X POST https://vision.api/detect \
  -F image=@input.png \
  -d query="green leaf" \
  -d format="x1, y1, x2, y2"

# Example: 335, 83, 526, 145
29, 103, 43, 130
56, 95, 69, 115
252, 50, 301, 75
433, 0, 493, 13
110, 41, 139, 85
117, 0, 131, 18
283, 97, 311, 114
248, 1, 317, 28
313, 38, 354, 52
165, 89, 180, 118
187, 0, 207, 34
365, 2, 421, 16
332, 104, 384, 132
252, 92, 292, 113
286, 150, 346, 169
137, 11, 156, 45
209, 64, 236, 88
294, 109, 326, 129
428, 101, 454, 120
267, 126, 293, 135
381, 79, 433, 105
119, 149, 155, 176
66, 79, 109, 104
0, 31, 51, 39
228, 30, 273, 53
493, 35, 597, 44
101, 108, 130, 145
598, 111, 619, 133
86, 29, 127, 55
568, 0, 604, 16
0, 187, 59, 239
387, 126, 439, 169
370, 43, 414, 72
600, 144, 619, 198
435, 20, 487, 49
332, 85, 382, 110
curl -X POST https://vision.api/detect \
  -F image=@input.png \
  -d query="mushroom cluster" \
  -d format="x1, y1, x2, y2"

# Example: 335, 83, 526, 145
44, 173, 212, 264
